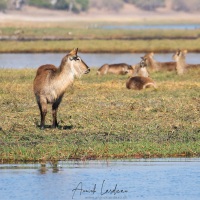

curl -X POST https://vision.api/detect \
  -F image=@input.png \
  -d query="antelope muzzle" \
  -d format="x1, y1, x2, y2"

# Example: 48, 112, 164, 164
84, 67, 90, 74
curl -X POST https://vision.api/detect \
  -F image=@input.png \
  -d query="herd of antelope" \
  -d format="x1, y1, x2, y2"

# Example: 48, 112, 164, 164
33, 48, 199, 129
97, 49, 199, 89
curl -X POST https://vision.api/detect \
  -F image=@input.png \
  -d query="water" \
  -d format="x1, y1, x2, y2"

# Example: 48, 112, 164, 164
0, 158, 200, 200
0, 53, 200, 69
101, 24, 200, 30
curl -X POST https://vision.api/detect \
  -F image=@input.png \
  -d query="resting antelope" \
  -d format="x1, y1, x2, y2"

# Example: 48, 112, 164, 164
142, 52, 177, 72
33, 48, 90, 129
173, 49, 200, 75
97, 63, 132, 75
130, 57, 150, 77
126, 57, 157, 90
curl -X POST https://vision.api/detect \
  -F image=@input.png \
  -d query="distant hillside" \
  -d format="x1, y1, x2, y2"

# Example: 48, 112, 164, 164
1, 0, 200, 13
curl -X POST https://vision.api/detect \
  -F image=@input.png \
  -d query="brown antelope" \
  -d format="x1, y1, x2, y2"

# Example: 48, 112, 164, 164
126, 57, 157, 90
173, 49, 200, 75
126, 76, 157, 90
142, 52, 177, 72
172, 49, 187, 75
33, 48, 90, 129
130, 57, 150, 77
97, 63, 132, 75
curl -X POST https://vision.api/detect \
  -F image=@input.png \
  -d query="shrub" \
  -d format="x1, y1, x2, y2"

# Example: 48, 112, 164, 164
28, 0, 52, 9
76, 0, 89, 11
54, 0, 69, 10
90, 0, 123, 11
172, 0, 200, 12
125, 0, 165, 11
0, 0, 7, 11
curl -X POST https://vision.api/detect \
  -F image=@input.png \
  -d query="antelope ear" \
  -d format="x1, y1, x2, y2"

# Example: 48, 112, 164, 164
177, 49, 181, 56
69, 48, 78, 56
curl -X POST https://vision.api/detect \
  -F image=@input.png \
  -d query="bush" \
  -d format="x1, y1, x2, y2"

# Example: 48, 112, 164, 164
28, 0, 89, 12
76, 0, 89, 11
90, 0, 123, 11
28, 0, 52, 9
125, 0, 165, 11
172, 0, 200, 12
0, 0, 7, 11
54, 0, 69, 10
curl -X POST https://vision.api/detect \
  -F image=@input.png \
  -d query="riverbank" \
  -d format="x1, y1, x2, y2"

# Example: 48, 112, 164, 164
0, 68, 199, 162
1, 7, 200, 54
1, 23, 200, 53
1, 38, 200, 53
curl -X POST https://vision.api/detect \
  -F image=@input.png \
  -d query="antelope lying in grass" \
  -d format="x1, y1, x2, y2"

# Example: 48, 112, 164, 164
142, 52, 177, 72
126, 57, 157, 90
173, 49, 200, 75
33, 48, 90, 129
97, 63, 132, 75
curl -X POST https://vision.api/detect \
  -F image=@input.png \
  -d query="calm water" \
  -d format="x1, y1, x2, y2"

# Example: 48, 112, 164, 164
0, 53, 200, 69
0, 159, 200, 200
100, 24, 200, 30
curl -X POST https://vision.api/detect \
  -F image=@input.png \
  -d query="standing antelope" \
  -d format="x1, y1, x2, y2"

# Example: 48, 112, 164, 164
172, 49, 187, 75
126, 57, 157, 90
33, 48, 90, 129
173, 49, 200, 75
142, 52, 177, 72
97, 63, 132, 75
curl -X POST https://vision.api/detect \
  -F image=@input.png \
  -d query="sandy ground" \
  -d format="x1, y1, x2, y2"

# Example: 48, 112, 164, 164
1, 4, 200, 24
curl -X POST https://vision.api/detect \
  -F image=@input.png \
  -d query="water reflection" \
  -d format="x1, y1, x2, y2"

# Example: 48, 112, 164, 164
39, 163, 48, 174
0, 159, 200, 200
39, 162, 62, 174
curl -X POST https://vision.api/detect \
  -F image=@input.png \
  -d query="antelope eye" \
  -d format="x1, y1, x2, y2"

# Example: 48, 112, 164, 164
70, 56, 78, 61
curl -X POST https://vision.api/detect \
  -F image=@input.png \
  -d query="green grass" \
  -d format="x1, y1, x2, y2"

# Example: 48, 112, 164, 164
0, 38, 200, 53
0, 68, 200, 163
1, 21, 200, 53
1, 26, 200, 39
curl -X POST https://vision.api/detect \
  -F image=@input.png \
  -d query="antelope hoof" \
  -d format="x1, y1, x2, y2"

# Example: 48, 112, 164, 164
52, 123, 59, 129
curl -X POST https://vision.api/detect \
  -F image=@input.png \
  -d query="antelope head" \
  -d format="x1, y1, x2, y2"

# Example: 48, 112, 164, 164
172, 49, 187, 62
140, 57, 148, 68
66, 48, 90, 77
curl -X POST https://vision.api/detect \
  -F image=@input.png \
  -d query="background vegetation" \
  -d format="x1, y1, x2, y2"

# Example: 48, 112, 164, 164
124, 0, 165, 11
1, 0, 200, 12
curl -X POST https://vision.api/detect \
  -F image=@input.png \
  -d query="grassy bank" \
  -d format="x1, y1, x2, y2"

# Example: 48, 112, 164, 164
1, 22, 200, 53
1, 26, 200, 40
1, 38, 200, 53
0, 68, 200, 163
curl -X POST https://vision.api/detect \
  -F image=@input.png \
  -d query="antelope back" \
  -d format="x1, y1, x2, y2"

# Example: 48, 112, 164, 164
98, 63, 131, 75
126, 76, 156, 90
108, 63, 131, 75
97, 64, 109, 75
